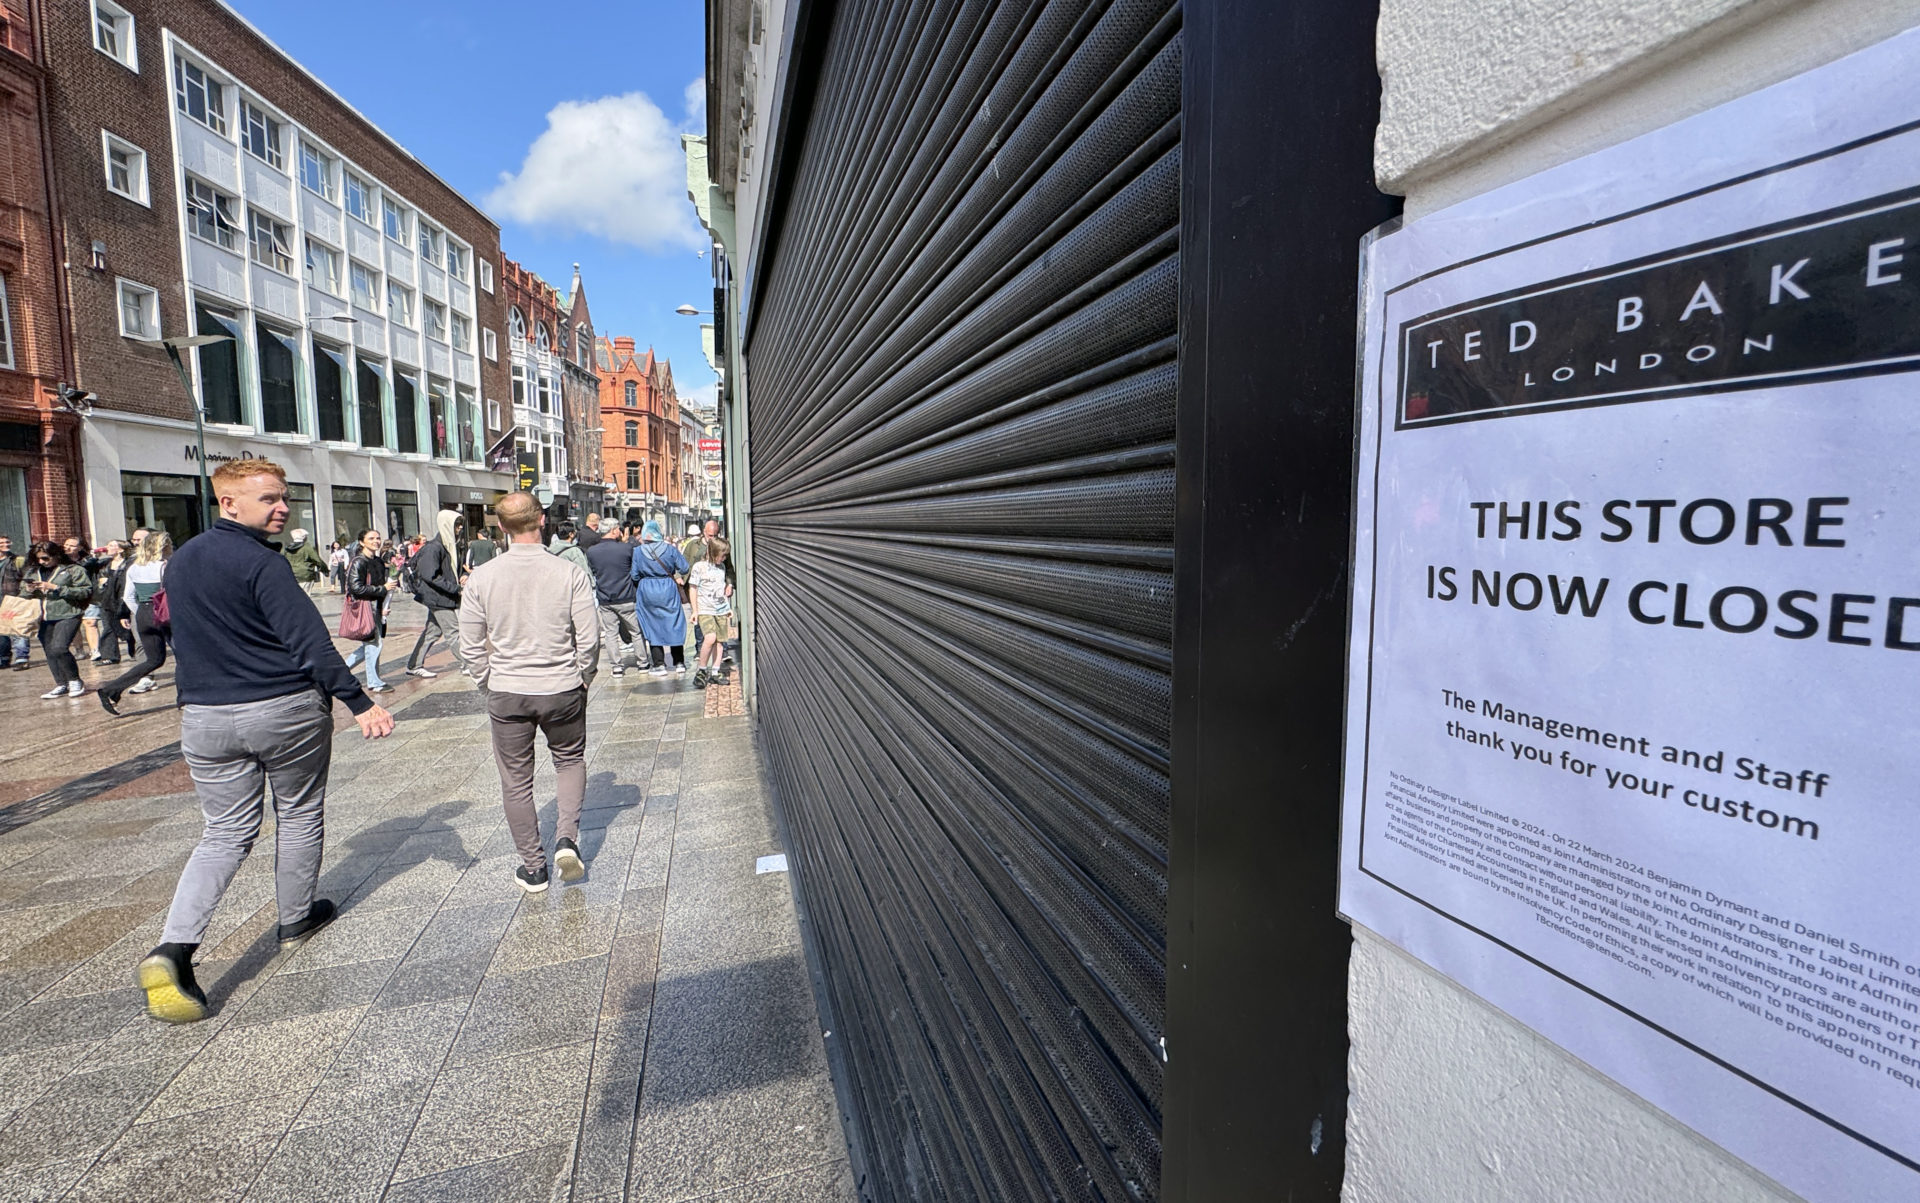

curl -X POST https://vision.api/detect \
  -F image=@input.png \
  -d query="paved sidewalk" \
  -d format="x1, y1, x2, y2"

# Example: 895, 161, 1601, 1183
0, 671, 852, 1201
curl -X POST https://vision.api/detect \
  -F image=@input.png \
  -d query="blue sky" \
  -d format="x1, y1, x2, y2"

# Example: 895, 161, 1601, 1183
234, 0, 719, 406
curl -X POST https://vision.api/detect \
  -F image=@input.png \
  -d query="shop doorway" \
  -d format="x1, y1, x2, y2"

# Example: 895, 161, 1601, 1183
122, 472, 203, 547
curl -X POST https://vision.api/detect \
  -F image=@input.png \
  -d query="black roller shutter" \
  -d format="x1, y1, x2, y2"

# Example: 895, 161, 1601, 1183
745, 1, 1178, 1198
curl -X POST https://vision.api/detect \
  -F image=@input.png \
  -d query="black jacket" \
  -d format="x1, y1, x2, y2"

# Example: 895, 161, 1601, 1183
95, 559, 130, 617
346, 552, 389, 639
166, 519, 373, 714
410, 537, 461, 609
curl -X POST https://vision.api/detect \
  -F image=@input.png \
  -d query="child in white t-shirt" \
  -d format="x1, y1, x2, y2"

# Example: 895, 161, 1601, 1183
688, 537, 732, 687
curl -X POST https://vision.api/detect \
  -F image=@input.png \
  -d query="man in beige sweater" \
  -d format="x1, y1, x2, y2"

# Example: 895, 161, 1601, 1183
458, 491, 600, 892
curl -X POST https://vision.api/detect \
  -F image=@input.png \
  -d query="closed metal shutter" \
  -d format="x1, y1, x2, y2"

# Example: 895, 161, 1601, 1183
745, 1, 1178, 1198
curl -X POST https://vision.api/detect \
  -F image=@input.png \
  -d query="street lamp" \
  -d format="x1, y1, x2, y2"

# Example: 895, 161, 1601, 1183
673, 304, 711, 316
136, 333, 234, 532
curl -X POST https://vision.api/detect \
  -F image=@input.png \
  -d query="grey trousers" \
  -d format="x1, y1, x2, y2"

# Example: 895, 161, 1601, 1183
597, 603, 637, 670
162, 689, 333, 945
487, 688, 587, 872
407, 605, 464, 671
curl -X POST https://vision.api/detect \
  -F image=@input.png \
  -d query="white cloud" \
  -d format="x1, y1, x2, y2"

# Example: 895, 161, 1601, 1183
487, 89, 704, 252
683, 380, 718, 409
683, 77, 706, 132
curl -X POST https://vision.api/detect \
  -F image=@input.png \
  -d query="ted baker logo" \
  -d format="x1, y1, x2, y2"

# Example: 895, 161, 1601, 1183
1397, 188, 1920, 427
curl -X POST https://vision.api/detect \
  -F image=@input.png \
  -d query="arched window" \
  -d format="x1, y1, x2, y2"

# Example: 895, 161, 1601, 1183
624, 420, 638, 447
625, 461, 640, 491
508, 306, 525, 343
535, 323, 550, 351
624, 380, 637, 407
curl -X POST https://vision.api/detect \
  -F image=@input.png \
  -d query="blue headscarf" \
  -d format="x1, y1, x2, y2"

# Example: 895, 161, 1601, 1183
641, 521, 663, 542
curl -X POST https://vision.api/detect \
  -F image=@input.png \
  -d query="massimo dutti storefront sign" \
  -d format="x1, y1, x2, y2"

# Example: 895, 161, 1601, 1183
1399, 188, 1920, 425
1342, 28, 1920, 1203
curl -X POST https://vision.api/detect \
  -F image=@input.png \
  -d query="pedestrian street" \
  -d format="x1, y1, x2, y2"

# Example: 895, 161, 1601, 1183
0, 660, 853, 1202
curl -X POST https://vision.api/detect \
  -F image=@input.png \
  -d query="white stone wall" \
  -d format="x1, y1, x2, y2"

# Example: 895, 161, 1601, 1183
1351, 3, 1920, 1200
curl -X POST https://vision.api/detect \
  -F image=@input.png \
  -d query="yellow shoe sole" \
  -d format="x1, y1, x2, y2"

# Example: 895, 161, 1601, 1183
136, 956, 206, 1025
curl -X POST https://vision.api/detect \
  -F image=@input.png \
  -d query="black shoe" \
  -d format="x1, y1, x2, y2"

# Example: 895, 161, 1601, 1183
515, 864, 550, 894
136, 943, 207, 1024
98, 689, 122, 716
277, 898, 337, 943
554, 838, 585, 883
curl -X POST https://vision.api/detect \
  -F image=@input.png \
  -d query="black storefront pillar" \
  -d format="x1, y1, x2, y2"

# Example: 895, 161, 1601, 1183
1166, 4, 1402, 1200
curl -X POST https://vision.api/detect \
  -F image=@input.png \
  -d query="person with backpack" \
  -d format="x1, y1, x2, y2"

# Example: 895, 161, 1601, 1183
404, 510, 467, 679
630, 521, 691, 675
98, 531, 173, 714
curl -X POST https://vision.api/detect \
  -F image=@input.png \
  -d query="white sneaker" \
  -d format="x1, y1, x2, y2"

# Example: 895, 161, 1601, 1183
40, 686, 66, 700
66, 681, 84, 697
87, 652, 101, 661
674, 664, 687, 676
129, 677, 155, 694
407, 667, 436, 679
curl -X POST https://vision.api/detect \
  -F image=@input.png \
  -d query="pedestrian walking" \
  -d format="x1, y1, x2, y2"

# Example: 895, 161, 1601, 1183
550, 521, 590, 575
458, 491, 599, 893
689, 536, 734, 687
585, 522, 639, 676
98, 531, 174, 714
134, 458, 393, 1024
631, 521, 691, 675
0, 534, 29, 671
281, 527, 328, 592
90, 540, 132, 665
21, 542, 93, 698
577, 512, 604, 550
341, 528, 396, 694
465, 525, 500, 574
404, 510, 466, 679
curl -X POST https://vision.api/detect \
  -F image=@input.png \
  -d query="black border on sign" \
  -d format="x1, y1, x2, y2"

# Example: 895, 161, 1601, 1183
1353, 116, 1920, 1177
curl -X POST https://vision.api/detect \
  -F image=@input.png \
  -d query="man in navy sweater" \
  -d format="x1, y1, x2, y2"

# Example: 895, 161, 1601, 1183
136, 458, 394, 1024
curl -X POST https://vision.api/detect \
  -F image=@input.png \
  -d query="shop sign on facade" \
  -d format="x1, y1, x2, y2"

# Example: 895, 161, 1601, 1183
1341, 30, 1920, 1203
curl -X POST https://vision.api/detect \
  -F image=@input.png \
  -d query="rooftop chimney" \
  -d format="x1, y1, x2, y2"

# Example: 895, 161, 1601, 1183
614, 336, 636, 353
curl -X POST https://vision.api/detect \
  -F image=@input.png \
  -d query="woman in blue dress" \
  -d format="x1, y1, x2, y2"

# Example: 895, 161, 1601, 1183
630, 521, 691, 675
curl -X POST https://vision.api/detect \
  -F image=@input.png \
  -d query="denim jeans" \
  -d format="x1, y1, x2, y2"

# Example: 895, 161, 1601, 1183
343, 637, 386, 688
0, 635, 27, 666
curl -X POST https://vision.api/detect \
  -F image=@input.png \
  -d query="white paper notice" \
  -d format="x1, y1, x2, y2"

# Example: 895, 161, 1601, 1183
1340, 28, 1920, 1203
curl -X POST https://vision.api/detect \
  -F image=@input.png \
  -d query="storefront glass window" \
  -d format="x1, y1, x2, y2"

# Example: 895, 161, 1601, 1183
355, 358, 385, 449
385, 488, 420, 542
394, 374, 419, 454
122, 471, 202, 547
331, 485, 372, 546
428, 378, 451, 459
457, 386, 480, 462
284, 482, 316, 541
194, 303, 244, 425
314, 339, 348, 442
257, 322, 299, 434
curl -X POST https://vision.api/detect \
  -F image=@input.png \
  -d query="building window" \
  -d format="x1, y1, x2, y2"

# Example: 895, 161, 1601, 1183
383, 199, 409, 245
479, 259, 493, 292
314, 338, 348, 441
536, 372, 552, 415
257, 321, 299, 434
116, 279, 159, 340
240, 102, 283, 169
350, 262, 379, 311
331, 485, 372, 546
624, 380, 636, 407
387, 281, 412, 326
298, 142, 334, 200
423, 300, 447, 342
486, 398, 500, 430
450, 313, 470, 352
625, 461, 640, 491
193, 302, 243, 424
345, 173, 374, 224
576, 325, 590, 365
416, 223, 441, 262
540, 434, 553, 475
92, 0, 135, 70
457, 386, 479, 461
427, 377, 451, 458
624, 420, 638, 447
185, 177, 240, 251
248, 209, 293, 274
356, 357, 386, 448
304, 239, 341, 295
535, 323, 550, 352
508, 306, 524, 344
510, 362, 526, 406
172, 58, 226, 135
483, 328, 497, 361
102, 132, 147, 204
393, 372, 419, 454
447, 244, 468, 282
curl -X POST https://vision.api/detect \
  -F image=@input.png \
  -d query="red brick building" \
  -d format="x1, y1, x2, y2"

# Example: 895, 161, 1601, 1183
44, 0, 514, 545
0, 0, 78, 545
596, 336, 683, 526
